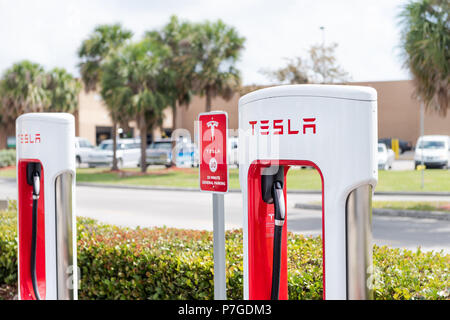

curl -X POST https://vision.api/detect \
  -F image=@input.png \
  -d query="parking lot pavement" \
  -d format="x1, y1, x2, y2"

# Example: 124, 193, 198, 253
399, 151, 414, 160
391, 151, 415, 171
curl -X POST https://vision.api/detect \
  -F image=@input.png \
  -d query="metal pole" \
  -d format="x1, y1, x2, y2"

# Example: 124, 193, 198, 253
320, 26, 325, 46
420, 102, 425, 189
212, 193, 226, 300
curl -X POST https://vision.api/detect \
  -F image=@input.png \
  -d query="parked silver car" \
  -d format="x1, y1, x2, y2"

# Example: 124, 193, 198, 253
87, 138, 141, 168
75, 137, 95, 168
146, 139, 173, 168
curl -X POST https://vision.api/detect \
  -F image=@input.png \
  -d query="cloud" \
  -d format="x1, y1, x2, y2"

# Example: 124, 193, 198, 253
0, 0, 411, 84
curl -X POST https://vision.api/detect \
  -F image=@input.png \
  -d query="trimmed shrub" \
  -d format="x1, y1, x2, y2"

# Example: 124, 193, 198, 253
0, 149, 15, 168
1, 210, 448, 300
0, 209, 17, 285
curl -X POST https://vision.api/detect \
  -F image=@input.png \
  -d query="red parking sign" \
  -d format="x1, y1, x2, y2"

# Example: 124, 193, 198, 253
199, 112, 228, 193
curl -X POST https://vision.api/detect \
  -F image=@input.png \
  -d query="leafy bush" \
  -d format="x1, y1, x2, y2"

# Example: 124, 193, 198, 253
0, 149, 15, 168
0, 209, 17, 285
0, 209, 448, 300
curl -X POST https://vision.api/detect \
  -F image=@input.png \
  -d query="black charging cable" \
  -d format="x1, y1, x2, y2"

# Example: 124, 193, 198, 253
27, 163, 41, 300
270, 180, 285, 300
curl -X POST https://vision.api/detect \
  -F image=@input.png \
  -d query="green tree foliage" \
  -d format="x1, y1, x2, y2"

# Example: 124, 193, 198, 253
0, 61, 79, 132
0, 61, 49, 128
78, 23, 133, 170
46, 68, 81, 113
78, 23, 133, 92
101, 40, 168, 172
263, 43, 349, 84
146, 16, 197, 130
399, 0, 449, 116
192, 20, 245, 112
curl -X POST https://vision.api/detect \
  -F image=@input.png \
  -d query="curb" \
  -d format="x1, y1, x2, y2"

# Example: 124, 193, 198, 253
294, 203, 450, 221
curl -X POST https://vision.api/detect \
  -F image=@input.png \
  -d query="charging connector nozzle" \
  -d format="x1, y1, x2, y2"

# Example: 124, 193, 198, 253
26, 163, 41, 199
272, 181, 285, 226
32, 173, 40, 199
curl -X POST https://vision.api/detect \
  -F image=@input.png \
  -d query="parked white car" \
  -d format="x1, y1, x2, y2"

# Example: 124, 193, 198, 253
378, 143, 395, 170
414, 135, 450, 169
87, 138, 141, 168
75, 137, 95, 168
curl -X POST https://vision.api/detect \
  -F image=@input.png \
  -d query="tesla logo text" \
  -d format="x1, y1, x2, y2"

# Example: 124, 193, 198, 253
248, 118, 317, 136
207, 121, 219, 139
18, 133, 41, 144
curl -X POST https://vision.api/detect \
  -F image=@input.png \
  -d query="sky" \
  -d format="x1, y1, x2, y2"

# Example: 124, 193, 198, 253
0, 0, 412, 85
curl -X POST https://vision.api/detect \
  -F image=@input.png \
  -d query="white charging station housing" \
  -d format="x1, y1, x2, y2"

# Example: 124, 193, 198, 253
16, 113, 77, 300
239, 85, 378, 300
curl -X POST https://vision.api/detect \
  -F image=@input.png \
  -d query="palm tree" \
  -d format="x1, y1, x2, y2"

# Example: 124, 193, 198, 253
0, 61, 79, 148
100, 56, 133, 170
102, 40, 167, 172
146, 15, 197, 130
78, 23, 133, 91
399, 0, 449, 116
78, 23, 133, 170
0, 61, 50, 134
192, 20, 245, 112
46, 68, 81, 113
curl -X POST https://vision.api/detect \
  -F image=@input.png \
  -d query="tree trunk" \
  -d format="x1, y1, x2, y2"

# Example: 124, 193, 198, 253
139, 114, 148, 173
0, 123, 15, 149
205, 88, 212, 113
111, 120, 119, 171
172, 102, 177, 131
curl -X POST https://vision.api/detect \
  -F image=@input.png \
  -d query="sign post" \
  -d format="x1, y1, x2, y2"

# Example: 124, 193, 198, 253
198, 111, 228, 300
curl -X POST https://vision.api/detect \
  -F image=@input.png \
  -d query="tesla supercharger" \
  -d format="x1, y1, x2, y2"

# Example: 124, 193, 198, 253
16, 113, 77, 300
239, 85, 378, 300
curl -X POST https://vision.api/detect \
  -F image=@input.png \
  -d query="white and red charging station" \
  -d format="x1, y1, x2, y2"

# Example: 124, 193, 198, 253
16, 113, 77, 300
239, 85, 378, 300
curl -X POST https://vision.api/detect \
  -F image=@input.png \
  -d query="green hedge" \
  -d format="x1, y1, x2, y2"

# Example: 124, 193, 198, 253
0, 209, 448, 300
0, 149, 15, 168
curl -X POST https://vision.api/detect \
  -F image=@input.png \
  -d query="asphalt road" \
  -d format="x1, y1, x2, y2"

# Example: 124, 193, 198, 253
1, 178, 449, 253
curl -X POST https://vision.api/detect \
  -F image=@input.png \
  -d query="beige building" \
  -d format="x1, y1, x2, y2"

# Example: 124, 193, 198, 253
175, 80, 450, 146
0, 80, 449, 148
75, 89, 173, 145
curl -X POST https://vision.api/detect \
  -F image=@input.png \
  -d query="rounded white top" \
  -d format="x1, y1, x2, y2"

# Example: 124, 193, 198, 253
239, 84, 377, 107
16, 112, 74, 124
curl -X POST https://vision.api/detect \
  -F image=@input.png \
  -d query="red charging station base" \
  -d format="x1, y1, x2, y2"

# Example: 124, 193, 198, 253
247, 162, 289, 300
18, 159, 46, 300
247, 160, 325, 300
